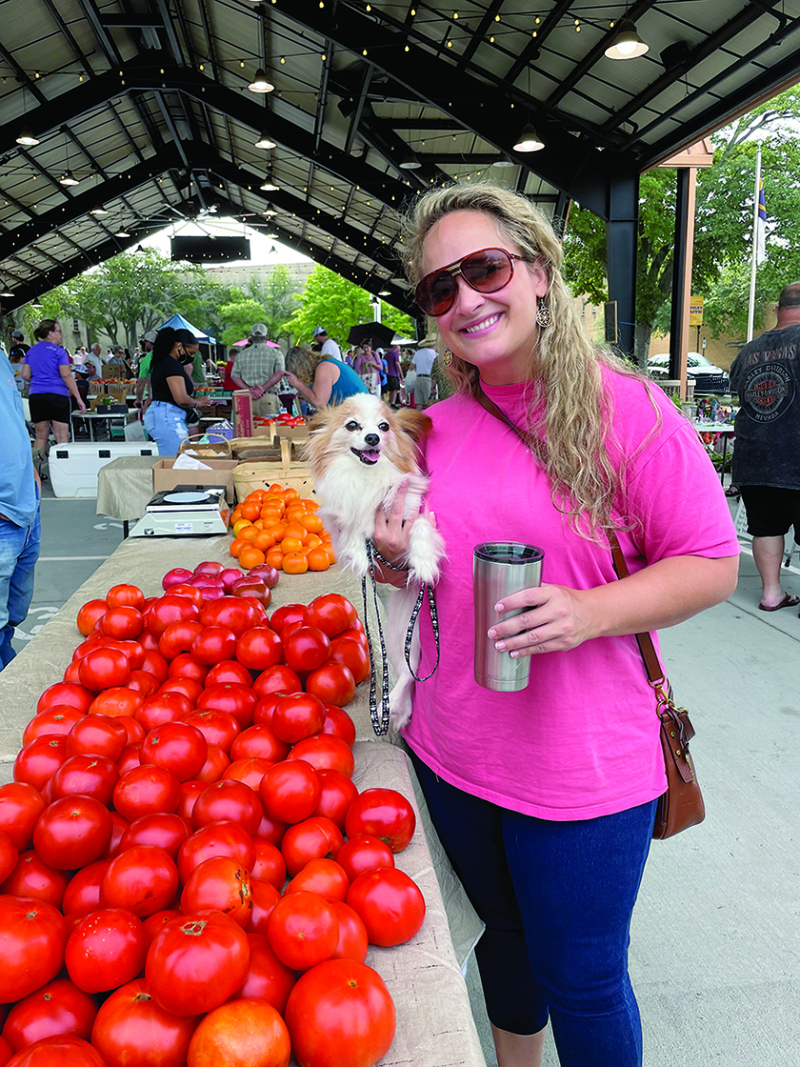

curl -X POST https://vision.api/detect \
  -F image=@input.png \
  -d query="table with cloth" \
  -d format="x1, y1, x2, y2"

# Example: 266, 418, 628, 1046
0, 534, 486, 1067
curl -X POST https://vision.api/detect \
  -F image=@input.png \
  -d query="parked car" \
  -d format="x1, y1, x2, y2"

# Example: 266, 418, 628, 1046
647, 352, 730, 394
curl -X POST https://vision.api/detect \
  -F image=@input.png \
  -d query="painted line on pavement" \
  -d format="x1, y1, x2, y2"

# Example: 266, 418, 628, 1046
38, 555, 111, 561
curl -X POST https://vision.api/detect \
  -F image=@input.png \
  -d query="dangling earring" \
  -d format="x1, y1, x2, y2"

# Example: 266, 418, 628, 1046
443, 348, 454, 367
536, 299, 552, 329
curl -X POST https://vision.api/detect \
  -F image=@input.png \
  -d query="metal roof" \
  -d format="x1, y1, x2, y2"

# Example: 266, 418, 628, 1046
1, 0, 799, 313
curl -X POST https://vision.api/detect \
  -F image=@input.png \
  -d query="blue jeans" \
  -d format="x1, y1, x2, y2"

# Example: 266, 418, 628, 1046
409, 750, 657, 1067
0, 501, 41, 669
144, 401, 187, 455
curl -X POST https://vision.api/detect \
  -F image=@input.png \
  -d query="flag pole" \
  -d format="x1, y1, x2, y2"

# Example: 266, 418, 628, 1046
746, 146, 761, 342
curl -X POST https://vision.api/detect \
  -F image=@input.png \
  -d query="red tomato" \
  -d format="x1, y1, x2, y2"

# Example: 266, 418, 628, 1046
284, 959, 395, 1067
230, 724, 289, 764
116, 716, 146, 745
0, 896, 68, 1002
163, 568, 194, 591
282, 626, 330, 673
101, 846, 180, 918
78, 647, 131, 691
194, 561, 225, 578
271, 693, 326, 745
176, 781, 206, 823
61, 860, 108, 917
104, 639, 146, 670
267, 891, 338, 971
346, 867, 425, 946
147, 595, 201, 637
76, 600, 108, 636
33, 795, 112, 870
268, 604, 308, 633
140, 650, 169, 684
286, 858, 349, 902
245, 878, 282, 934
49, 754, 119, 806
126, 671, 160, 699
259, 760, 320, 824
280, 816, 344, 877
328, 901, 369, 964
204, 660, 253, 687
232, 578, 272, 606
88, 686, 145, 718
182, 710, 240, 752
305, 593, 358, 638
66, 714, 128, 760
250, 840, 286, 890
117, 745, 142, 775
113, 766, 182, 822
252, 693, 283, 728
100, 607, 144, 640
4, 1036, 107, 1066
159, 621, 205, 661
196, 744, 230, 782
119, 813, 190, 859
22, 706, 85, 745
344, 788, 416, 852
2, 977, 97, 1054
335, 835, 395, 882
252, 811, 287, 848
166, 584, 206, 609
166, 654, 208, 684
37, 682, 93, 716
186, 998, 290, 1067
196, 684, 257, 729
90, 977, 200, 1067
106, 584, 146, 610
13, 736, 69, 791
159, 677, 204, 703
61, 661, 83, 684
252, 665, 302, 699
327, 637, 370, 685
200, 597, 261, 638
235, 627, 282, 671
140, 723, 208, 782
177, 821, 256, 884
0, 784, 46, 851
223, 758, 275, 792
104, 811, 130, 860
321, 705, 357, 748
0, 831, 18, 884
181, 857, 253, 927
136, 693, 194, 733
191, 626, 237, 665
287, 735, 355, 778
1, 850, 68, 908
305, 663, 356, 706
231, 934, 295, 1014
192, 780, 263, 836
146, 913, 251, 1016
65, 907, 147, 993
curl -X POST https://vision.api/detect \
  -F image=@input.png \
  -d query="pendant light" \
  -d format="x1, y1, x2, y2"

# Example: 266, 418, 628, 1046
16, 126, 40, 147
248, 68, 274, 93
255, 130, 276, 149
260, 170, 278, 192
605, 19, 649, 60
513, 124, 545, 152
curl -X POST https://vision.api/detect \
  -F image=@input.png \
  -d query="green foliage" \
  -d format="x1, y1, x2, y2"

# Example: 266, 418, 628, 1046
379, 302, 415, 339
217, 299, 268, 348
244, 265, 301, 344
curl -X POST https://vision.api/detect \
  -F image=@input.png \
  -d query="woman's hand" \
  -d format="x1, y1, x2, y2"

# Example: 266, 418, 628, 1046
77, 398, 87, 414
371, 481, 420, 587
487, 584, 596, 656
285, 372, 301, 389
197, 396, 212, 408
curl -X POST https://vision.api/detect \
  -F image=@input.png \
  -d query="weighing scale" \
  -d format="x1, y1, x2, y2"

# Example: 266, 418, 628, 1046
129, 485, 231, 537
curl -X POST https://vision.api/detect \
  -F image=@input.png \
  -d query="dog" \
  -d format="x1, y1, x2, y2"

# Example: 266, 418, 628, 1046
304, 393, 446, 730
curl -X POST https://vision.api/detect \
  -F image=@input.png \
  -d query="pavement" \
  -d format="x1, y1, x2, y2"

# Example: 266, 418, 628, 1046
8, 488, 800, 1066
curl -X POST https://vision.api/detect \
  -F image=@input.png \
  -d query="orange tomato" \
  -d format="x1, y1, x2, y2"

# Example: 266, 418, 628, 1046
280, 536, 303, 554
299, 513, 323, 534
253, 530, 276, 551
283, 552, 309, 574
283, 488, 299, 502
239, 546, 267, 569
323, 544, 337, 564
232, 519, 253, 537
265, 548, 284, 570
307, 548, 330, 571
229, 538, 246, 559
263, 523, 286, 541
283, 522, 308, 543
239, 526, 259, 543
241, 502, 260, 521
268, 483, 284, 494
307, 535, 323, 550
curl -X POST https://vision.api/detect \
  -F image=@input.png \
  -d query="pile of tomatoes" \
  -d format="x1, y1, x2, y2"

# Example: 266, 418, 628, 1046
230, 486, 336, 576
0, 574, 424, 1067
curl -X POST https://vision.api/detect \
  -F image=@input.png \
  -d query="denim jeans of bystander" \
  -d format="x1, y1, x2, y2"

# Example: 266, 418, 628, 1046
0, 503, 41, 669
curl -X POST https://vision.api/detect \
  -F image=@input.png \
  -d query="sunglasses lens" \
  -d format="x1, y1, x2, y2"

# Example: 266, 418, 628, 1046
416, 272, 456, 316
462, 249, 513, 292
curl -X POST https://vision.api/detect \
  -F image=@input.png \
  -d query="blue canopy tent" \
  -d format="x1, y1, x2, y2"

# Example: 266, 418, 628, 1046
157, 313, 217, 345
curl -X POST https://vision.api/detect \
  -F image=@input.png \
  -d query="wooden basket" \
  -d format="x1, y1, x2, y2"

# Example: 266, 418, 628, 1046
178, 433, 232, 459
233, 438, 317, 501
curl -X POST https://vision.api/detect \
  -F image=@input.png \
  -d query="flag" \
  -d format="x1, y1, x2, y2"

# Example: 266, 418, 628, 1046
756, 177, 767, 265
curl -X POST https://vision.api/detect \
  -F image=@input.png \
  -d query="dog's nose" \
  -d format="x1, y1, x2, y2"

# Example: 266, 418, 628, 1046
364, 433, 380, 447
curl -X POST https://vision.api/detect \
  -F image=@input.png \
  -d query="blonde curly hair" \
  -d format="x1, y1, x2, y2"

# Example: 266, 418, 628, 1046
399, 182, 653, 539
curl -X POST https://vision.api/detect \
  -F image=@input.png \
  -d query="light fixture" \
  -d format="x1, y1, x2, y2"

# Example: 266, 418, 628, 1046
114, 228, 131, 237
89, 203, 108, 215
248, 68, 274, 93
59, 170, 80, 186
0, 286, 13, 297
31, 296, 43, 308
492, 158, 516, 168
263, 205, 277, 216
605, 18, 649, 60
260, 171, 278, 192
255, 130, 276, 149
268, 244, 277, 254
16, 126, 40, 147
135, 244, 146, 253
379, 289, 390, 296
399, 155, 421, 170
513, 124, 545, 152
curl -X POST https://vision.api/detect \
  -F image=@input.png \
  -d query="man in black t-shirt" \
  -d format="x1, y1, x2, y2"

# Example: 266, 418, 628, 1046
729, 282, 800, 612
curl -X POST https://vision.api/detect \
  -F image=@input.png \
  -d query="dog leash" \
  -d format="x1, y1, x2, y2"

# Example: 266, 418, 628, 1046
369, 543, 441, 683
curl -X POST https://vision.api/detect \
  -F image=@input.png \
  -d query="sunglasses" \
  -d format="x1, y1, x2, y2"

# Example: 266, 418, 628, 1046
415, 247, 528, 317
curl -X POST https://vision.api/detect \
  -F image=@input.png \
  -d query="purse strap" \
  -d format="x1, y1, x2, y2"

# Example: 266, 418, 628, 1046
472, 385, 666, 688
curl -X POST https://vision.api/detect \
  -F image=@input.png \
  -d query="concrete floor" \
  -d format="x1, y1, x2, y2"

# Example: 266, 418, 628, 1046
10, 489, 800, 1066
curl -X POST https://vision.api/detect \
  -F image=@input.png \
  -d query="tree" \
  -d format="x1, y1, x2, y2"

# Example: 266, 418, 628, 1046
217, 298, 268, 347
245, 265, 301, 344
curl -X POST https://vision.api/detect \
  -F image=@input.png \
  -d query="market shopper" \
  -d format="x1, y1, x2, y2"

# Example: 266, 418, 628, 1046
284, 346, 368, 409
21, 320, 86, 471
143, 327, 211, 455
353, 341, 382, 396
372, 183, 740, 1067
729, 282, 800, 611
134, 330, 158, 410
230, 324, 284, 415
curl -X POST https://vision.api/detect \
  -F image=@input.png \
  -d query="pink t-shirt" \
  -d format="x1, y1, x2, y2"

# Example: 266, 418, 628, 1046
403, 369, 740, 820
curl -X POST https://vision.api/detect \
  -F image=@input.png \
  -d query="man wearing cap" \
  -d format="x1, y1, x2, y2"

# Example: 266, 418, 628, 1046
231, 324, 285, 415
313, 327, 343, 362
10, 331, 29, 360
134, 330, 158, 409
411, 338, 437, 409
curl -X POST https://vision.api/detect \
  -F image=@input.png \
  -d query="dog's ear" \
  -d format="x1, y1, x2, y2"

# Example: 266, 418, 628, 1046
307, 410, 330, 434
392, 407, 433, 442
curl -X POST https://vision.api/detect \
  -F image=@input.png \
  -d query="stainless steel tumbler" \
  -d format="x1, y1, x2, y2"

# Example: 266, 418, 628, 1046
473, 542, 544, 692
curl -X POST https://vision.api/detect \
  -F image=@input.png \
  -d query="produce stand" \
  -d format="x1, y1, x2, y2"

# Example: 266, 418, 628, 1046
0, 534, 486, 1067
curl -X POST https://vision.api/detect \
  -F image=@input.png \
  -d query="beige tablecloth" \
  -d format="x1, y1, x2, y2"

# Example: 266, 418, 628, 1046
0, 535, 485, 1067
96, 455, 159, 521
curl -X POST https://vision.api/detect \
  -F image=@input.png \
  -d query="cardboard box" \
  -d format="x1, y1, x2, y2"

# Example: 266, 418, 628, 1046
151, 458, 239, 503
232, 391, 253, 438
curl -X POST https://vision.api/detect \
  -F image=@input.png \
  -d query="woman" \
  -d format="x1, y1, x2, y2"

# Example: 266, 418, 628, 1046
353, 341, 382, 396
383, 345, 404, 407
373, 184, 739, 1067
284, 346, 368, 409
21, 320, 86, 469
143, 327, 211, 455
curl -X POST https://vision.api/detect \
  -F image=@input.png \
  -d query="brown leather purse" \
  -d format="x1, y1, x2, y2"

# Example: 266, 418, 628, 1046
474, 387, 705, 839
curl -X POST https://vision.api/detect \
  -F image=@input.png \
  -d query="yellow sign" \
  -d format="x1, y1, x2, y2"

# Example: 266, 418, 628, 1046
689, 296, 704, 327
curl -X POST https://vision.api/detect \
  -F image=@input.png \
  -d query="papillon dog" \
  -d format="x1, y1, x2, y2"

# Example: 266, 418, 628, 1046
304, 393, 446, 730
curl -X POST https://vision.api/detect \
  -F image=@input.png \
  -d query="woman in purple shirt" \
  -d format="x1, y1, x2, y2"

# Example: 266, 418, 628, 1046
383, 345, 404, 407
22, 320, 86, 466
